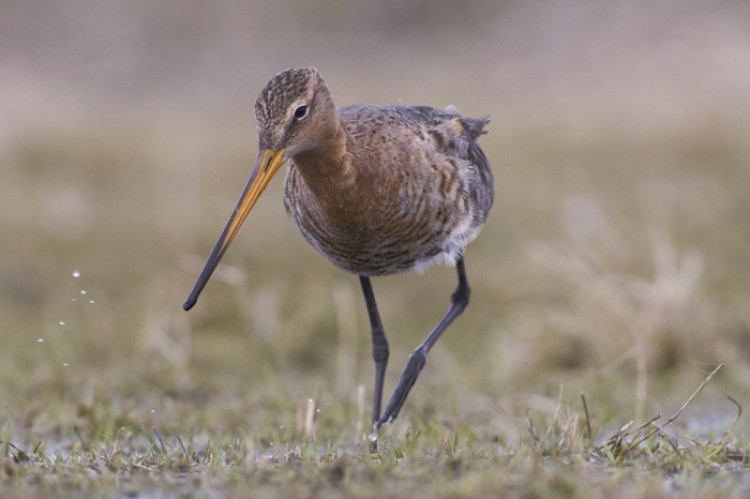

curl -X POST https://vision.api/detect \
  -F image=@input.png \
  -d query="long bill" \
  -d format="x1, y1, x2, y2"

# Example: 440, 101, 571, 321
183, 147, 286, 311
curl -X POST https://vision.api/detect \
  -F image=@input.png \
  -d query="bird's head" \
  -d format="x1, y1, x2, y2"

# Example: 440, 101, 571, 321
255, 67, 339, 156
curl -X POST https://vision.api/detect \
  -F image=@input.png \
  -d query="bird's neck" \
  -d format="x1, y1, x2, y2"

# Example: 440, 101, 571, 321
291, 125, 356, 199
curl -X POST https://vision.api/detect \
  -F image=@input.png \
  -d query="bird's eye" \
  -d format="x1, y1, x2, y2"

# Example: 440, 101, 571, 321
293, 105, 308, 120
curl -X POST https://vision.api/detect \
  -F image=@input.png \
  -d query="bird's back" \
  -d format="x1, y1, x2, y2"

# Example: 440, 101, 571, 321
284, 104, 493, 276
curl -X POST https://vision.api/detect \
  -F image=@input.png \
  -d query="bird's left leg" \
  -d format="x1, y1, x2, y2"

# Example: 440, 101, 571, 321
375, 257, 471, 428
359, 276, 389, 451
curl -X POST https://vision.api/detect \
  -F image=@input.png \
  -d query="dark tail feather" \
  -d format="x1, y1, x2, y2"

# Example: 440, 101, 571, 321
461, 116, 490, 139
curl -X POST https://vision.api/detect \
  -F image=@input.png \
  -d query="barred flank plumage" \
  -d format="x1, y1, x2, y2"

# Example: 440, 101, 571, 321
276, 85, 493, 276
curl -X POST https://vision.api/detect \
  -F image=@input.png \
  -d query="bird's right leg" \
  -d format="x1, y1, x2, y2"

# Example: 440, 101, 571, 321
359, 276, 389, 453
376, 257, 471, 428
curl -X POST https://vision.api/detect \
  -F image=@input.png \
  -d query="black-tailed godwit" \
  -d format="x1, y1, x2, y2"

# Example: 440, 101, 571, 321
184, 67, 493, 451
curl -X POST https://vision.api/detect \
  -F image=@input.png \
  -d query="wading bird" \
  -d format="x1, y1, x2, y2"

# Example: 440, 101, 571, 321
183, 68, 493, 451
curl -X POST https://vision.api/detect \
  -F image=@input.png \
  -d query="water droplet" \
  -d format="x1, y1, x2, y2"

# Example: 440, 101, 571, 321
59, 321, 66, 326
37, 338, 44, 343
80, 289, 87, 296
72, 270, 81, 278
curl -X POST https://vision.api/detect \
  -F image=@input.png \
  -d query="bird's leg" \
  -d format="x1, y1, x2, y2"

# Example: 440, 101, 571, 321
359, 276, 389, 452
375, 257, 471, 429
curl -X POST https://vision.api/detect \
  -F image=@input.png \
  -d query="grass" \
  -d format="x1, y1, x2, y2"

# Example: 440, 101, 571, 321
2, 120, 750, 497
3, 1, 750, 496
2, 371, 749, 498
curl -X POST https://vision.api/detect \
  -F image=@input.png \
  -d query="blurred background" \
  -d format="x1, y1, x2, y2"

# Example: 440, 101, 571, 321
2, 0, 750, 442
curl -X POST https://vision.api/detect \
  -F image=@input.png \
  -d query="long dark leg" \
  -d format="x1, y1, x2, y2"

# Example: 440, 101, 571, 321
375, 257, 471, 428
359, 276, 389, 451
